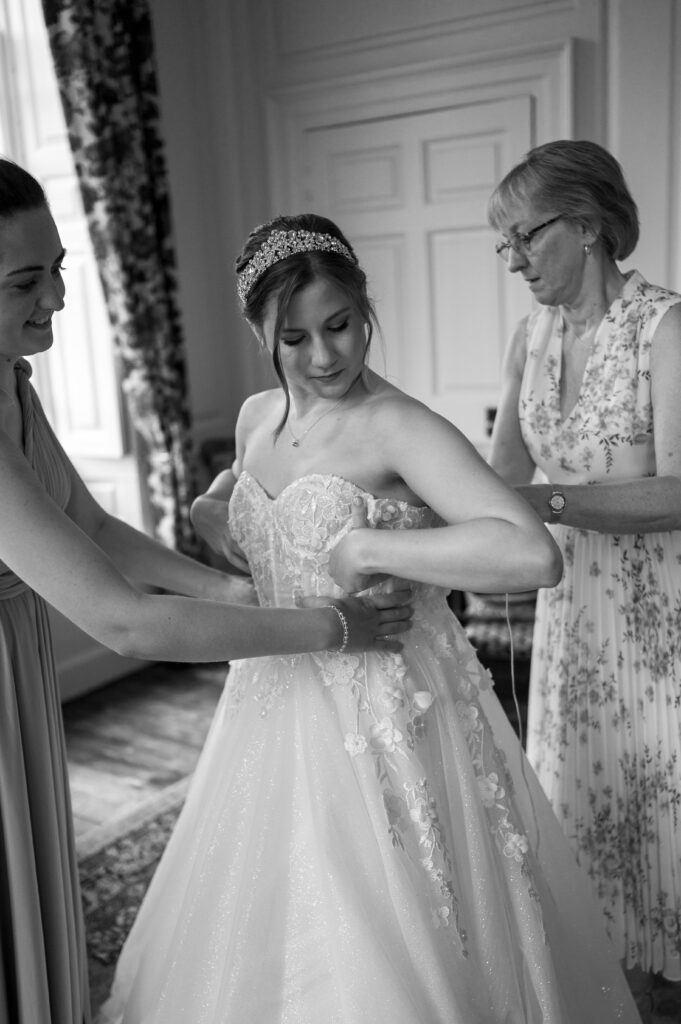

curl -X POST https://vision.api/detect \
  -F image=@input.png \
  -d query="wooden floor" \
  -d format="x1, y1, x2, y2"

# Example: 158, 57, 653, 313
63, 661, 228, 842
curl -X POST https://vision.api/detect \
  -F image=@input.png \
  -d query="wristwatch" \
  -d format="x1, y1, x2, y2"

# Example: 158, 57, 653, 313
548, 487, 566, 520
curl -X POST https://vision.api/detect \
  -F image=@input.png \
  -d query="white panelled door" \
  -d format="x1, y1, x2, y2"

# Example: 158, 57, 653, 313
303, 99, 531, 447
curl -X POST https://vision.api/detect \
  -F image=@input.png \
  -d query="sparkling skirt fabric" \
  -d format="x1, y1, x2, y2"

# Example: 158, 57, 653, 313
99, 473, 639, 1023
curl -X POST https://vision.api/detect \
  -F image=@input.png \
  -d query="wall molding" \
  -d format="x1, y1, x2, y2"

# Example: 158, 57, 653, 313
267, 40, 574, 213
263, 0, 575, 69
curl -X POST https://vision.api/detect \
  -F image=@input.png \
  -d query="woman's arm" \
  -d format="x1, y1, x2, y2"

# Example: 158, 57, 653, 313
62, 461, 253, 603
514, 476, 681, 533
503, 304, 681, 535
0, 440, 411, 660
329, 396, 563, 595
189, 466, 251, 575
488, 317, 536, 485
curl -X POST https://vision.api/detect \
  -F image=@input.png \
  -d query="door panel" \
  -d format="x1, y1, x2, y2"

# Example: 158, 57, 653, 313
304, 98, 531, 445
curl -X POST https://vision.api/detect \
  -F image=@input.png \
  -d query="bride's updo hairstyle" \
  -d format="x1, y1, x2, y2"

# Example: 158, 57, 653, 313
235, 213, 379, 437
487, 139, 639, 262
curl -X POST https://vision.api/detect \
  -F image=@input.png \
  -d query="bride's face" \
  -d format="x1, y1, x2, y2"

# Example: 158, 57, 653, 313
261, 276, 368, 403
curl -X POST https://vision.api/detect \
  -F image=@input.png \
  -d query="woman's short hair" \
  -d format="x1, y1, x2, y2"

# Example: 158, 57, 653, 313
487, 140, 639, 261
0, 158, 47, 219
235, 213, 378, 437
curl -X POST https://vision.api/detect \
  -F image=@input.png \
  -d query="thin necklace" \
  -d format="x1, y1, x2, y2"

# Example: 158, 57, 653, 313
286, 381, 357, 448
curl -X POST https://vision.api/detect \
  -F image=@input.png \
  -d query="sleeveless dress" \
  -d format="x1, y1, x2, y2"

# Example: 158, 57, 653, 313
520, 270, 681, 979
0, 360, 90, 1024
99, 470, 638, 1023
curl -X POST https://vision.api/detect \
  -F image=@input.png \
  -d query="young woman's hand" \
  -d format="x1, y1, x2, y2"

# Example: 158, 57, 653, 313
300, 590, 412, 654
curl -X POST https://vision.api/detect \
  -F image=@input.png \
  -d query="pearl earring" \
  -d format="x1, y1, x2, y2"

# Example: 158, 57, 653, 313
584, 243, 592, 255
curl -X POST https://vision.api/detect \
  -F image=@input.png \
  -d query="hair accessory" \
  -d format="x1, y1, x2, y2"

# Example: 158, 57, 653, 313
325, 604, 350, 654
237, 230, 357, 304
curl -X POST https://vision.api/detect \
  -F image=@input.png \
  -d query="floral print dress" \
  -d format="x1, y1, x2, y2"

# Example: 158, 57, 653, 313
100, 472, 638, 1024
521, 270, 681, 979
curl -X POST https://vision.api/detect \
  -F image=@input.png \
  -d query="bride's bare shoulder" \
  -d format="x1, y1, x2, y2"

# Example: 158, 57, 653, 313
234, 390, 285, 455
238, 389, 282, 425
364, 372, 432, 424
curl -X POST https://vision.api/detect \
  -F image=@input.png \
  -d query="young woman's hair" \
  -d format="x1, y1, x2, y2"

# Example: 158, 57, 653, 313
236, 213, 379, 438
487, 140, 639, 261
0, 158, 47, 218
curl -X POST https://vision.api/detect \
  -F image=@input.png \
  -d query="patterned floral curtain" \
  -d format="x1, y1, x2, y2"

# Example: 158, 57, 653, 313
41, 0, 198, 553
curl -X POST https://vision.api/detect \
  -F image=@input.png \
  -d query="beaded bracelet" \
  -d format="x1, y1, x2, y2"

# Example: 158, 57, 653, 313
325, 604, 350, 654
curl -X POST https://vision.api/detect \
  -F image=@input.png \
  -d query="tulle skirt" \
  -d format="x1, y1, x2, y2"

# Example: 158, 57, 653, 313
100, 604, 639, 1023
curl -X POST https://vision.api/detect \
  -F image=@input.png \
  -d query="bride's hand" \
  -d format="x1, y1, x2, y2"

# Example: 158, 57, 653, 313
328, 496, 389, 594
190, 483, 251, 574
300, 591, 412, 654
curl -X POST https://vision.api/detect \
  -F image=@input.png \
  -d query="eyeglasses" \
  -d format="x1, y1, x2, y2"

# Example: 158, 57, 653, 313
495, 215, 562, 260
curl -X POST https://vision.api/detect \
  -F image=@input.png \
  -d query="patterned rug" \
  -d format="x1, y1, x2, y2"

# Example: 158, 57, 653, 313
77, 777, 189, 1010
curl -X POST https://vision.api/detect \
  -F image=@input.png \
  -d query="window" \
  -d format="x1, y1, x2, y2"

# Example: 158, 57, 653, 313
0, 0, 144, 526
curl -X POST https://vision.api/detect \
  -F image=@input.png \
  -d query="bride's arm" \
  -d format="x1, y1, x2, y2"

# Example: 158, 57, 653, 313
190, 466, 252, 575
329, 396, 562, 595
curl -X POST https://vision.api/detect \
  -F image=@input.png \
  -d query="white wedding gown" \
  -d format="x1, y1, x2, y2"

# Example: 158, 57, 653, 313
99, 472, 640, 1023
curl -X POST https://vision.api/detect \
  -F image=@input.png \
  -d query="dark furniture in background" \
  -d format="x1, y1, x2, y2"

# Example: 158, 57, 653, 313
449, 590, 536, 742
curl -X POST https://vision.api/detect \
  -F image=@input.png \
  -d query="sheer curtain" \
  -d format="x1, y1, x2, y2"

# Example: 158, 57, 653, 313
41, 0, 198, 553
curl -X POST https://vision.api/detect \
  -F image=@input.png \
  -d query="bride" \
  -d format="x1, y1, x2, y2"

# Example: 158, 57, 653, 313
99, 214, 640, 1023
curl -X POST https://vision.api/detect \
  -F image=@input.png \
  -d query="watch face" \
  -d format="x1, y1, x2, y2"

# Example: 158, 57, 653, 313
549, 491, 566, 515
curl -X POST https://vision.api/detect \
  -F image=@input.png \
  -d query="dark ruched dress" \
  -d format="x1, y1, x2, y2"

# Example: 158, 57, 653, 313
0, 359, 90, 1023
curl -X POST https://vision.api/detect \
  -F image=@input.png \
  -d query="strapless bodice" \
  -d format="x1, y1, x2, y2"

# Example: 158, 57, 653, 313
228, 471, 442, 608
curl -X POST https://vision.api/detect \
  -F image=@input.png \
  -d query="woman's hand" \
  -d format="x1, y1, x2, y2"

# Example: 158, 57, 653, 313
300, 590, 412, 654
328, 496, 389, 593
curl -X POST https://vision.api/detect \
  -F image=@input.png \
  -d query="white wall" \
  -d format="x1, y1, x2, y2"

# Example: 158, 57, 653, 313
606, 0, 679, 288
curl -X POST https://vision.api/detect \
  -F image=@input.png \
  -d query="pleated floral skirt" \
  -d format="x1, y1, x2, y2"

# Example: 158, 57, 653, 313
527, 522, 681, 978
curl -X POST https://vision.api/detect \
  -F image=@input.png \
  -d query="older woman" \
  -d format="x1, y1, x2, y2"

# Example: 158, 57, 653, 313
488, 139, 681, 1015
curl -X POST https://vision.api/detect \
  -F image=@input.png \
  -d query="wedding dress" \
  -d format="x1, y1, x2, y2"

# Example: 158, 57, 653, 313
99, 472, 639, 1023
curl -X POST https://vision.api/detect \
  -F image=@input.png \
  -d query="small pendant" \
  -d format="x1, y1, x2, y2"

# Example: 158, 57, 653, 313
291, 439, 299, 447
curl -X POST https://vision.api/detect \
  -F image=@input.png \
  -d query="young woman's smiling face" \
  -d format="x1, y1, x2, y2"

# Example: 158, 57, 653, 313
0, 206, 66, 363
261, 276, 367, 405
